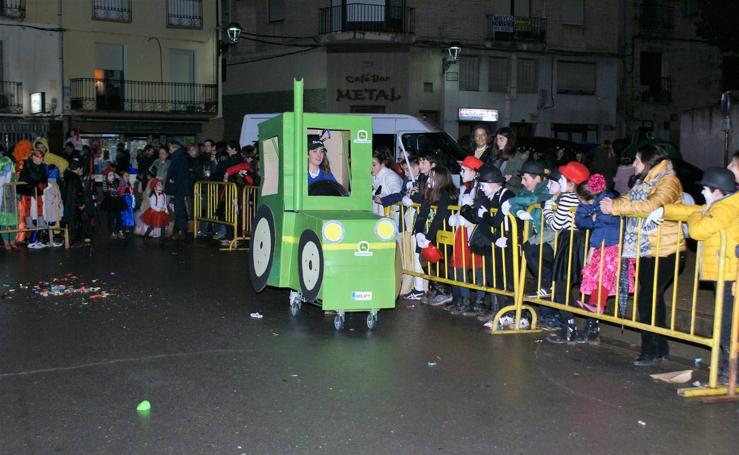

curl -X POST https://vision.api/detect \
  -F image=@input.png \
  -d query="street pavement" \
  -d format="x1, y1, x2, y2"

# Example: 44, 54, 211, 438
0, 238, 737, 454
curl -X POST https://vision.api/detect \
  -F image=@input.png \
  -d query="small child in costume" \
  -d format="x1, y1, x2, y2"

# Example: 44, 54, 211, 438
118, 172, 136, 237
141, 178, 169, 240
42, 165, 64, 247
575, 173, 635, 342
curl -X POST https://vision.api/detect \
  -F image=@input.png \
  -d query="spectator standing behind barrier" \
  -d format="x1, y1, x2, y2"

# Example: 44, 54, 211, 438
0, 146, 18, 251
63, 161, 87, 246
467, 164, 515, 326
573, 174, 635, 343
136, 144, 157, 191
727, 150, 739, 189
600, 144, 685, 367
371, 146, 403, 216
114, 142, 131, 175
589, 143, 619, 190
444, 156, 485, 316
165, 142, 191, 240
149, 145, 170, 181
542, 163, 590, 342
35, 137, 68, 176
657, 167, 739, 383
502, 161, 552, 298
100, 168, 125, 239
469, 125, 495, 165
18, 150, 48, 248
42, 166, 64, 247
414, 166, 457, 307
493, 128, 525, 192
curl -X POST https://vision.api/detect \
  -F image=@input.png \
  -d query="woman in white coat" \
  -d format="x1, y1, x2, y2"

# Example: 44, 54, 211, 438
371, 146, 403, 216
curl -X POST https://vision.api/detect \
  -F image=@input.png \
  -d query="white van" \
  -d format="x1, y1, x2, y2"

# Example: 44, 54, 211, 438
239, 113, 466, 170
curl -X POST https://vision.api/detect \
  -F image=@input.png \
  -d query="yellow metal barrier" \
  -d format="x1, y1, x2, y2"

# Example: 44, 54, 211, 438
394, 202, 531, 333
192, 181, 239, 250
516, 204, 737, 395
232, 185, 259, 250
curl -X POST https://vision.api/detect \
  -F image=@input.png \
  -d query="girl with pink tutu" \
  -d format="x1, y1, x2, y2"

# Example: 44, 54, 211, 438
141, 178, 170, 241
574, 174, 635, 343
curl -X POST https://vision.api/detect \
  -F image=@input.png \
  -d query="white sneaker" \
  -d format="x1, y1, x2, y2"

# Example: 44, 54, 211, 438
499, 314, 515, 328
220, 239, 233, 246
28, 242, 46, 249
526, 287, 552, 299
51, 241, 64, 248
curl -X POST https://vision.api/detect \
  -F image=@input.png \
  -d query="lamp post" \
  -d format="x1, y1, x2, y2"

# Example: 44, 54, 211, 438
442, 42, 461, 73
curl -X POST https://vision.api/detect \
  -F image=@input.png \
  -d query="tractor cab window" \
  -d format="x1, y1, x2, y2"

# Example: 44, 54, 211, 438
307, 129, 351, 197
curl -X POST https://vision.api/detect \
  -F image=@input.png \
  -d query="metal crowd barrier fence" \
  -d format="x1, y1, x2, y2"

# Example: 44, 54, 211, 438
518, 204, 739, 396
192, 181, 238, 249
232, 185, 259, 250
0, 183, 69, 248
393, 202, 529, 332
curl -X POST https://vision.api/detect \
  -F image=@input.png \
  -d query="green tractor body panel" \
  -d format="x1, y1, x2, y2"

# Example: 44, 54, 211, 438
250, 79, 397, 319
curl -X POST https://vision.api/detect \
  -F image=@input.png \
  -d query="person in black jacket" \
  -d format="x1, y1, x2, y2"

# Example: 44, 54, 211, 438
63, 162, 86, 245
461, 164, 515, 324
18, 151, 48, 246
165, 142, 191, 239
468, 125, 495, 165
136, 144, 157, 192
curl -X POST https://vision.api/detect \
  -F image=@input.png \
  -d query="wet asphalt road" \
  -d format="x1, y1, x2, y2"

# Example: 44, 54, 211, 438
0, 238, 738, 454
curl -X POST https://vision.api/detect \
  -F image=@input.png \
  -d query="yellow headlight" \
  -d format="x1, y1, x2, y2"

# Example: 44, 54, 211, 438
375, 218, 396, 241
322, 221, 344, 243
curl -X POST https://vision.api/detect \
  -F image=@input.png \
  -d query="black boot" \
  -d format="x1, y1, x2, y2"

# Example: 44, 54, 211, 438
547, 318, 577, 344
444, 296, 462, 312
462, 298, 479, 317
450, 298, 471, 316
574, 319, 600, 344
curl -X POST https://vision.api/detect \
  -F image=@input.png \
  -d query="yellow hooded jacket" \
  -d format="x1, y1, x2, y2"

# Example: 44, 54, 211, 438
664, 192, 739, 282
34, 137, 68, 174
611, 159, 686, 257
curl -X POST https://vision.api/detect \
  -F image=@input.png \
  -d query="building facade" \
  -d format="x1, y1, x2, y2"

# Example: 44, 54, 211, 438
626, 0, 723, 144
61, 0, 219, 158
0, 1, 63, 148
222, 0, 622, 146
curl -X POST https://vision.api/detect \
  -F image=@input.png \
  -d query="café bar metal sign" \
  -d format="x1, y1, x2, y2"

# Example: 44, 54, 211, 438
458, 108, 499, 122
336, 73, 401, 103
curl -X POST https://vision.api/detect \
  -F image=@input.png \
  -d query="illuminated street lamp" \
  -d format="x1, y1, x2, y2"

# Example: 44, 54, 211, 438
443, 42, 462, 73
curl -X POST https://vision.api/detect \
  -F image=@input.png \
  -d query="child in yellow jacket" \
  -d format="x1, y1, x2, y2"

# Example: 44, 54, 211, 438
652, 167, 739, 382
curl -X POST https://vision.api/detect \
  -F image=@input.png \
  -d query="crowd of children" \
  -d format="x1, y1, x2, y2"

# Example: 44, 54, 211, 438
370, 127, 739, 383
0, 137, 260, 249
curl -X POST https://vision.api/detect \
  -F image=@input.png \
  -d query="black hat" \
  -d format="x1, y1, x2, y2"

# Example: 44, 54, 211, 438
547, 168, 562, 181
697, 167, 737, 194
519, 160, 547, 177
308, 139, 325, 151
477, 164, 505, 183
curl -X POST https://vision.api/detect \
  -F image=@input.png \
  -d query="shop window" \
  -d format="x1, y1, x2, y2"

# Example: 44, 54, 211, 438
306, 129, 351, 197
517, 58, 537, 93
459, 56, 480, 91
557, 61, 596, 95
488, 56, 509, 92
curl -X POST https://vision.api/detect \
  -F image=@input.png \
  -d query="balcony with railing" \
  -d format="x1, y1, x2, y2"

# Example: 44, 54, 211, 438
69, 78, 217, 115
92, 0, 131, 23
487, 15, 546, 43
0, 81, 23, 114
640, 77, 672, 103
639, 3, 675, 36
319, 3, 415, 34
1, 0, 26, 19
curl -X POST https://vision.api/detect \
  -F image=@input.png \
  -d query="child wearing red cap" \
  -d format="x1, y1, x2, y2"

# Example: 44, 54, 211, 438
442, 156, 485, 315
544, 161, 591, 343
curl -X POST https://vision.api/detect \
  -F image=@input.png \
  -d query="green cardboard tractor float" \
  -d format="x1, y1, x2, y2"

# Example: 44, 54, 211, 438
248, 79, 398, 330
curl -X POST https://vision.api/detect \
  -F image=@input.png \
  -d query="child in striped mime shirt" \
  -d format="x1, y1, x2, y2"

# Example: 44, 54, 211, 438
544, 162, 591, 344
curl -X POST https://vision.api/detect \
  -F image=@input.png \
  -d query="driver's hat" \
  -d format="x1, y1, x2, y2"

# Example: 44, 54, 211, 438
308, 139, 325, 151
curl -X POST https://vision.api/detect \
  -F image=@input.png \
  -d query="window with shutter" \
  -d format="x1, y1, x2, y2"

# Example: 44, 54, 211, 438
517, 58, 537, 93
459, 56, 480, 92
488, 57, 509, 92
557, 61, 596, 95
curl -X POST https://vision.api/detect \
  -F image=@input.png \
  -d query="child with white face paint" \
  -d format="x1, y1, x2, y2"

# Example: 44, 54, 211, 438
463, 164, 515, 325
655, 167, 739, 382
442, 156, 485, 315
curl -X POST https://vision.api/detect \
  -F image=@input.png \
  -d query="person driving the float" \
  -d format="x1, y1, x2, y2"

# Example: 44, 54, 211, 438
307, 139, 337, 186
